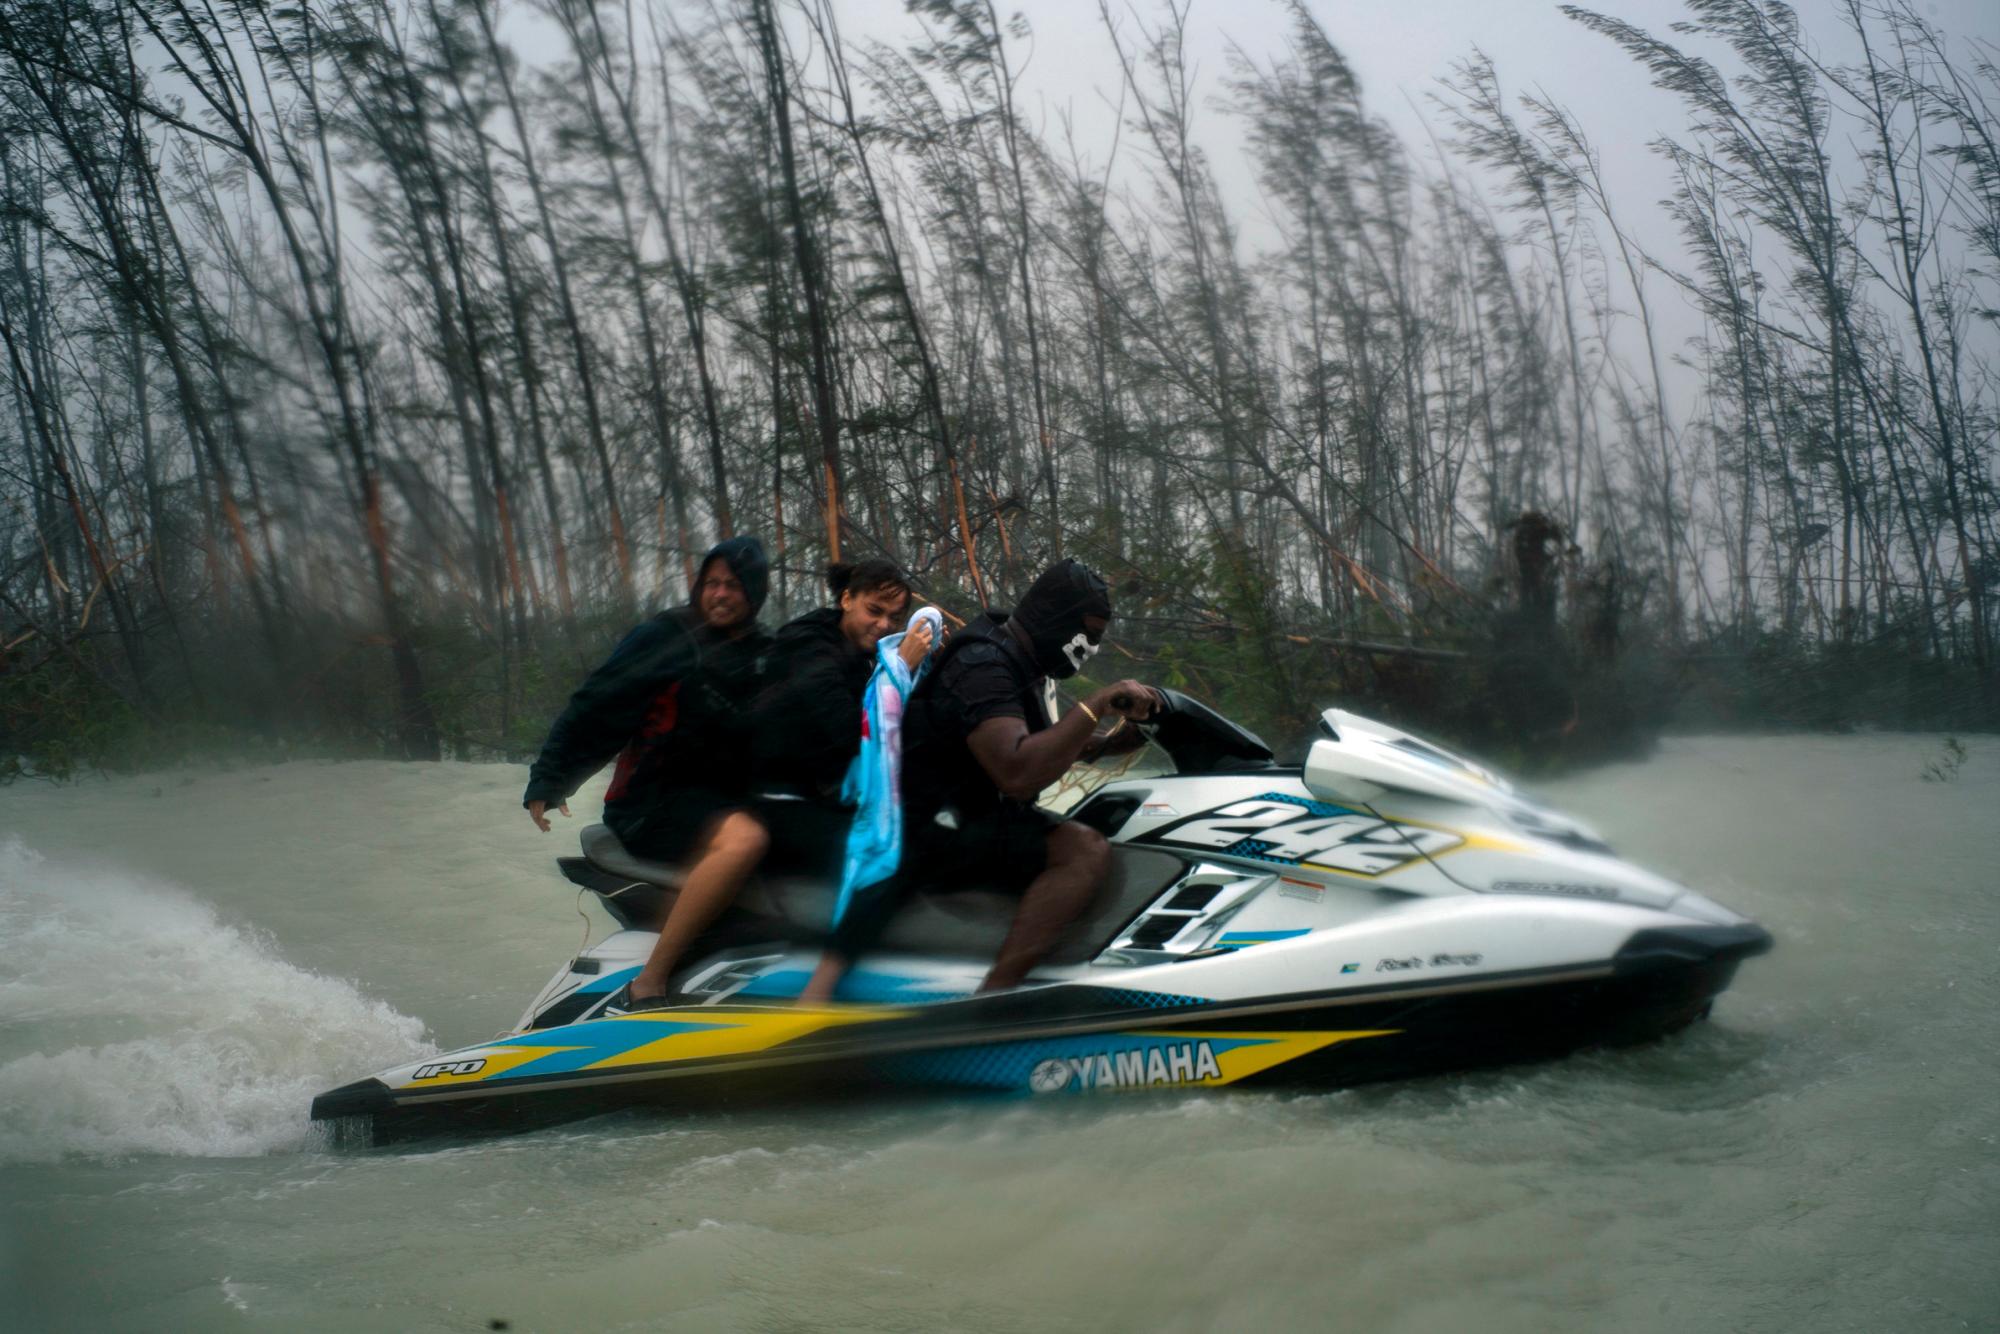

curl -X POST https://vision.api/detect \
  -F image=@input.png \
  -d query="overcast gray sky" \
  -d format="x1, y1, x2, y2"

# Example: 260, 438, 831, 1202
480, 0, 2000, 423
810, 0, 2000, 411
837, 1, 2000, 182
847, 1, 1997, 226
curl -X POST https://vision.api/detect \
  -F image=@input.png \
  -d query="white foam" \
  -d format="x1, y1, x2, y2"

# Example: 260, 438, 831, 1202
0, 838, 430, 1162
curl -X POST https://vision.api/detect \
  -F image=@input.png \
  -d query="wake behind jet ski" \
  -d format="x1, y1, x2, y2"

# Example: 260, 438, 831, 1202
312, 695, 1771, 1144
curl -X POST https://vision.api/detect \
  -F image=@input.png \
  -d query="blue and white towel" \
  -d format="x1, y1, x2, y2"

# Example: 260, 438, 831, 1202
833, 606, 945, 927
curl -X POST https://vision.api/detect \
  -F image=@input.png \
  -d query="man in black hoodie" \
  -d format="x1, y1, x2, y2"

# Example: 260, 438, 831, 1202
523, 536, 771, 864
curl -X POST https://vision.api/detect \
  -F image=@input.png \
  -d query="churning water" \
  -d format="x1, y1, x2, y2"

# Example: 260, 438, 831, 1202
0, 738, 1994, 1332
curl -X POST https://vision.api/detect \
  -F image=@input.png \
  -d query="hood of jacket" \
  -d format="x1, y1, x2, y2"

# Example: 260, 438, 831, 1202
690, 535, 770, 616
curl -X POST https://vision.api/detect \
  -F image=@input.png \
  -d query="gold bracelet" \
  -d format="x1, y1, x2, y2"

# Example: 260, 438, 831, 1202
1077, 701, 1100, 725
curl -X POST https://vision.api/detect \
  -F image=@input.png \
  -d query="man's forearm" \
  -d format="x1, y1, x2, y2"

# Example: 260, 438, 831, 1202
991, 707, 1098, 799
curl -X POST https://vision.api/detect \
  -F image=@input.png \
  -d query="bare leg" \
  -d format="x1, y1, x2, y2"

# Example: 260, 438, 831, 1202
628, 810, 770, 1002
979, 822, 1109, 993
797, 950, 850, 1004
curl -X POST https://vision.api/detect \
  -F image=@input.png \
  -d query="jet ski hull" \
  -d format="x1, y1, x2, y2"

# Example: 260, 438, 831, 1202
312, 921, 1769, 1146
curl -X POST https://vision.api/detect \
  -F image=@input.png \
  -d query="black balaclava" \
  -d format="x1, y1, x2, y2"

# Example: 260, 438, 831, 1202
1010, 558, 1112, 679
691, 535, 769, 616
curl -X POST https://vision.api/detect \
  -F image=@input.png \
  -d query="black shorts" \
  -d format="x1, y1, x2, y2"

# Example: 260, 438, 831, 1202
827, 802, 1057, 960
606, 788, 738, 863
902, 801, 1057, 892
752, 797, 852, 879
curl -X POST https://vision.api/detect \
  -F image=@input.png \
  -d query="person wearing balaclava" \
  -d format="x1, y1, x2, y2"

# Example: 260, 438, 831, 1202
523, 536, 772, 866
800, 558, 1164, 1001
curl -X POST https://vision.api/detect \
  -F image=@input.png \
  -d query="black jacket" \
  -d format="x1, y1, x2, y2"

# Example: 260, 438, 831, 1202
752, 607, 875, 803
522, 538, 772, 831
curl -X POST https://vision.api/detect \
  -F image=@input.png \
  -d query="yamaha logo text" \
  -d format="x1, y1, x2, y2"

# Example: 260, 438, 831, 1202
1028, 1042, 1223, 1093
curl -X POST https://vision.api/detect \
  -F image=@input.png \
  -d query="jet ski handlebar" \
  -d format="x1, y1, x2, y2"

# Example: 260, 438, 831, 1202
1128, 688, 1275, 773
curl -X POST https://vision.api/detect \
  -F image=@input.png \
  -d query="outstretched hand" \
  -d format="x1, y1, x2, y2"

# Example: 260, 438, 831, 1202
527, 799, 571, 833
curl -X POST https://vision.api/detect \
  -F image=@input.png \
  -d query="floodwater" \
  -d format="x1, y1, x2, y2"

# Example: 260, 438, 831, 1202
0, 736, 1993, 1332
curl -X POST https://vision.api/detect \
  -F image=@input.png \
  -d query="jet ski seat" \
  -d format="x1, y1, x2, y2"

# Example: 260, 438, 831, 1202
576, 823, 693, 890
571, 823, 1186, 966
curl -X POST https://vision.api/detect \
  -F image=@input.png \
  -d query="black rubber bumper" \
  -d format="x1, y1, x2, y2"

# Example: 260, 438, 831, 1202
310, 1077, 396, 1121
1613, 921, 1775, 973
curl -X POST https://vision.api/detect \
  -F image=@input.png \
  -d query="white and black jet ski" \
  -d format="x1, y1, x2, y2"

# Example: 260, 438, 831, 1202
312, 695, 1771, 1143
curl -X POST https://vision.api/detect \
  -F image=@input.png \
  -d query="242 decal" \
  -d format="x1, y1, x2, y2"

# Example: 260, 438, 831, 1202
1140, 794, 1461, 875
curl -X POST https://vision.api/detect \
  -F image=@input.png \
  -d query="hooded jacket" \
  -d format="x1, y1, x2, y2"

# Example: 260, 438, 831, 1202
750, 606, 875, 802
523, 538, 771, 834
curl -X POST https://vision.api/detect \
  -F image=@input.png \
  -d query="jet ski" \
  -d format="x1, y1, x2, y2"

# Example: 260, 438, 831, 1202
312, 695, 1771, 1144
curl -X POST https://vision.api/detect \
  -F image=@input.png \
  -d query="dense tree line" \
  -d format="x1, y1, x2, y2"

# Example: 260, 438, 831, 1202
1, 0, 1995, 777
